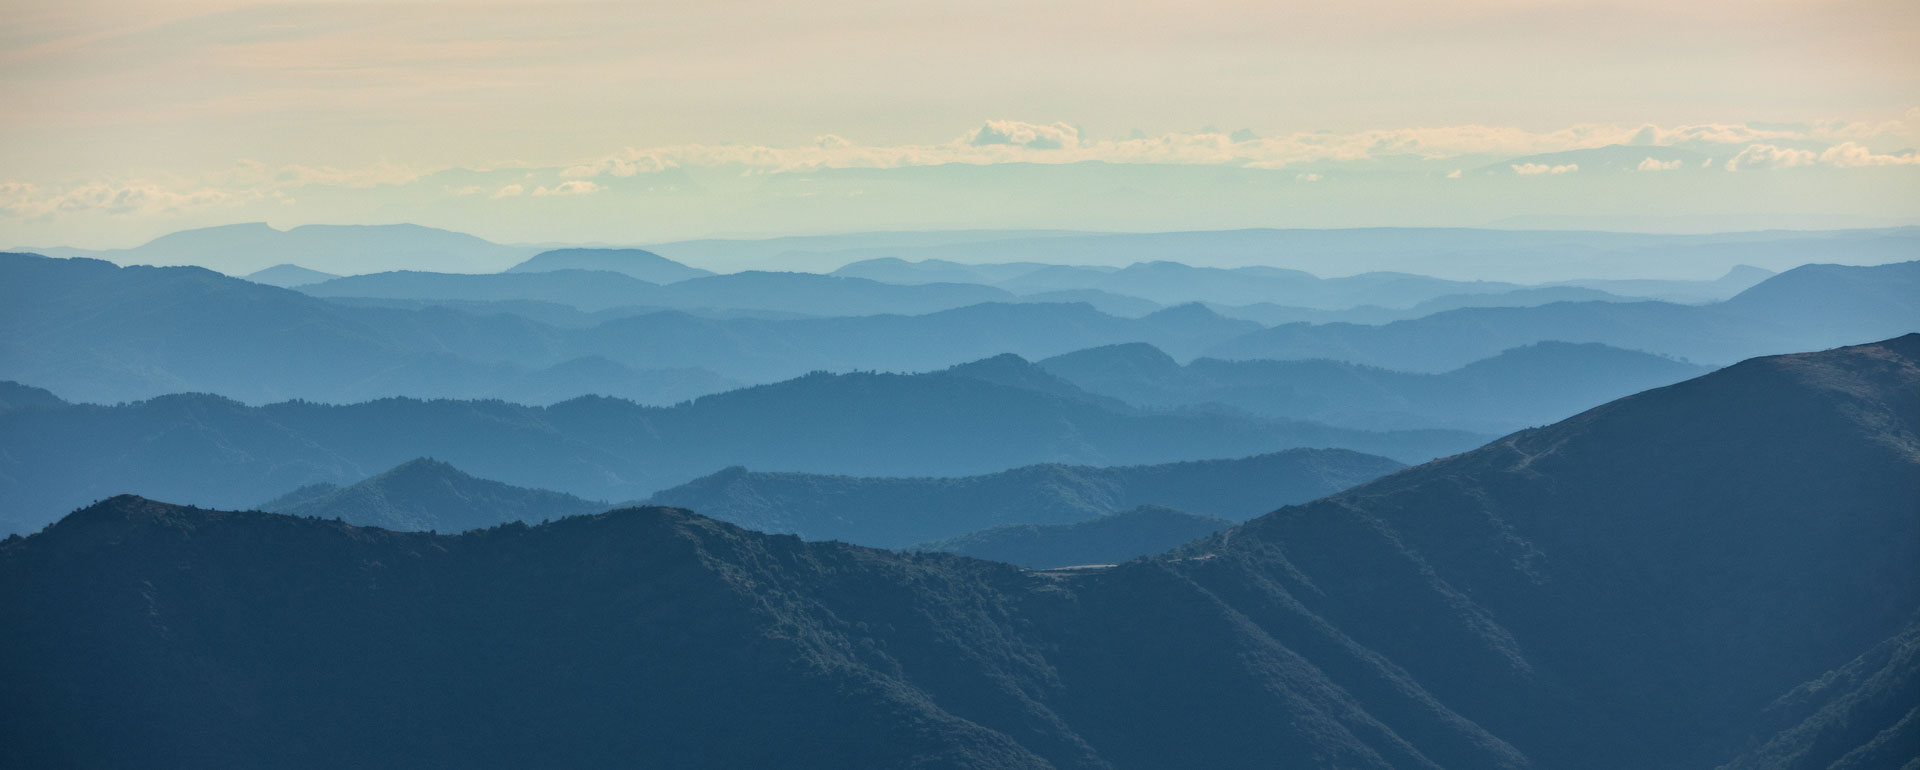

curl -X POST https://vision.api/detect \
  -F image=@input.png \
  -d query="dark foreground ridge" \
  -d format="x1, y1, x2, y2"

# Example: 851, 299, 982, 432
3, 335, 1916, 769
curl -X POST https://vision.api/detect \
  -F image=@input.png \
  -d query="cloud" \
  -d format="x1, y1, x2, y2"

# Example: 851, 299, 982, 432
532, 180, 600, 196
1724, 144, 1815, 171
969, 120, 1080, 150
1445, 169, 1462, 179
215, 159, 421, 189
560, 149, 672, 178
0, 180, 248, 218
1819, 141, 1920, 167
1512, 162, 1578, 175
1636, 157, 1682, 171
1295, 172, 1322, 182
491, 184, 525, 198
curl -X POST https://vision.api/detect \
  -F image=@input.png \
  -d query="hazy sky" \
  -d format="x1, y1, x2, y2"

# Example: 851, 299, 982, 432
3, 0, 1917, 247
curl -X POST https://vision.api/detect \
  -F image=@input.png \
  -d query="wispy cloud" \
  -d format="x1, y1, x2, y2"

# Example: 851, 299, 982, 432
1819, 141, 1920, 167
1513, 162, 1578, 175
1725, 144, 1816, 171
1637, 157, 1682, 171
532, 180, 599, 196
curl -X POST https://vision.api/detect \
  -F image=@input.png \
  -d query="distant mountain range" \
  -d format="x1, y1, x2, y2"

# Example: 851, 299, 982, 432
909, 505, 1234, 569
646, 224, 1920, 280
5, 335, 1911, 768
260, 458, 610, 533
6, 252, 1911, 409
30, 222, 542, 275
645, 449, 1401, 548
0, 357, 1471, 533
1039, 340, 1712, 432
301, 268, 1021, 316
1205, 260, 1920, 371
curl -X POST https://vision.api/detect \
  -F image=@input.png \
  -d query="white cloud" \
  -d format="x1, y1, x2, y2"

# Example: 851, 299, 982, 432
1445, 169, 1462, 179
1512, 162, 1578, 175
969, 120, 1079, 150
1819, 141, 1920, 167
1295, 172, 1322, 182
1724, 144, 1815, 171
532, 180, 600, 196
491, 184, 525, 198
560, 149, 673, 178
0, 180, 248, 218
1636, 157, 1682, 171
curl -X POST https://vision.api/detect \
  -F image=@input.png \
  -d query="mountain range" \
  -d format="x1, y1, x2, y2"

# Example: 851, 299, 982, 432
27, 222, 542, 275
0, 358, 1465, 534
1204, 260, 1920, 371
6, 251, 1912, 410
644, 448, 1401, 548
1039, 340, 1712, 432
4, 335, 1912, 768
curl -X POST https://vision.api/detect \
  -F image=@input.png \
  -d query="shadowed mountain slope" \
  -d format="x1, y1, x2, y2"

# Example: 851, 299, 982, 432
260, 458, 610, 532
2, 336, 1912, 769
910, 505, 1234, 569
645, 449, 1402, 548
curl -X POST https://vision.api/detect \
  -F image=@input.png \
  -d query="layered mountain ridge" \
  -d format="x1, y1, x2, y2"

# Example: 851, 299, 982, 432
3, 335, 1913, 768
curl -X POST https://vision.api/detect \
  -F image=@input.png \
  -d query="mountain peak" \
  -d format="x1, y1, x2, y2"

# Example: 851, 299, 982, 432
506, 248, 712, 283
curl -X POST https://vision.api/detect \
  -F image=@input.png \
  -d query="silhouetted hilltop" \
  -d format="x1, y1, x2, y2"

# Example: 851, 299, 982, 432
505, 248, 713, 283
242, 263, 338, 287
3, 336, 1911, 768
911, 505, 1233, 569
645, 449, 1403, 547
260, 458, 610, 532
0, 381, 66, 413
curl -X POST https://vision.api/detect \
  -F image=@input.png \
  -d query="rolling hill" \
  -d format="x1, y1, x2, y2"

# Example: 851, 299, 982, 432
259, 458, 611, 532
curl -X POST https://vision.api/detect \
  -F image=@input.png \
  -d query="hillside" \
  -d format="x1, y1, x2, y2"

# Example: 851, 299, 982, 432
645, 449, 1403, 548
1039, 341, 1711, 432
259, 458, 610, 532
0, 360, 1466, 534
910, 505, 1233, 569
3, 335, 1912, 768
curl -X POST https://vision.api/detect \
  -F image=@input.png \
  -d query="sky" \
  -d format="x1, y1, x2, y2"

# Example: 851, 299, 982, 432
3, 0, 1918, 248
